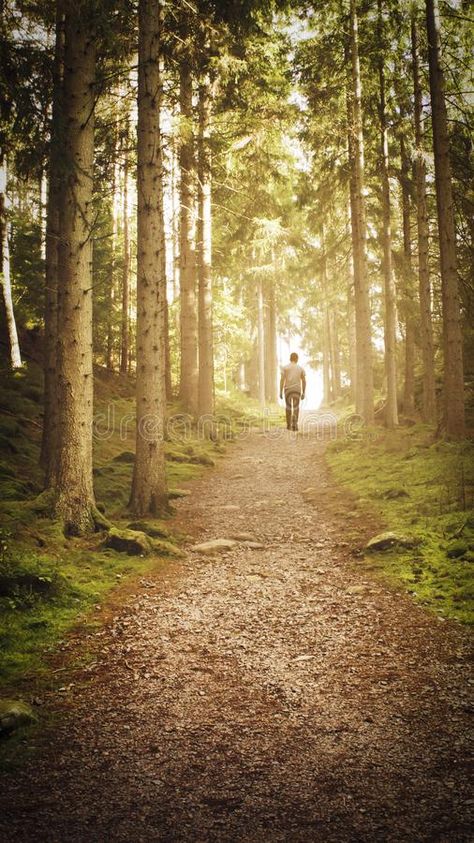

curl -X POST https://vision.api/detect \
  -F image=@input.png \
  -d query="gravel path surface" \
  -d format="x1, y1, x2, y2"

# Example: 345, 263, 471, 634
0, 431, 472, 842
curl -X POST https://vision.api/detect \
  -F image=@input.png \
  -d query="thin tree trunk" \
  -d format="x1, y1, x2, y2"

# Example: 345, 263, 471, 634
346, 0, 374, 424
425, 0, 463, 435
256, 277, 265, 406
41, 1, 64, 479
197, 67, 214, 417
400, 133, 416, 416
321, 227, 332, 405
130, 0, 168, 516
329, 310, 341, 399
179, 60, 199, 415
264, 280, 278, 403
412, 15, 437, 424
106, 123, 119, 371
377, 0, 398, 428
0, 156, 22, 369
120, 120, 130, 375
322, 307, 331, 405
52, 1, 96, 534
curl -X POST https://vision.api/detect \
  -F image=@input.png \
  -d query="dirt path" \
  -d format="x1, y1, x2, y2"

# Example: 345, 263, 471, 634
0, 431, 472, 842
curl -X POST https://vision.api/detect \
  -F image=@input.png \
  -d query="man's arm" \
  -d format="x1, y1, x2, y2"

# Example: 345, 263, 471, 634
301, 370, 306, 398
279, 371, 285, 399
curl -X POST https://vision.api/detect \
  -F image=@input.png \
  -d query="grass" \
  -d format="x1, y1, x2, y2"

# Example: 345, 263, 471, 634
326, 425, 474, 624
0, 363, 277, 697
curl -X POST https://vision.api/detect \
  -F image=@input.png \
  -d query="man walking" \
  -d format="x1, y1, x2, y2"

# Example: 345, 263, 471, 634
280, 352, 306, 431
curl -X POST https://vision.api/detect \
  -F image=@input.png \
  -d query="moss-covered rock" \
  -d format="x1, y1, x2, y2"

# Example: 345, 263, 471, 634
446, 540, 469, 559
366, 531, 420, 552
112, 451, 135, 463
127, 520, 171, 539
104, 528, 152, 556
104, 528, 183, 558
0, 700, 37, 735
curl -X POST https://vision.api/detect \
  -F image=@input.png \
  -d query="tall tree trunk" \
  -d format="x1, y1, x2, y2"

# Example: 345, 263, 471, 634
411, 15, 437, 424
179, 60, 199, 415
377, 0, 398, 428
130, 0, 168, 516
52, 1, 96, 534
0, 156, 22, 369
346, 200, 357, 402
264, 280, 278, 403
425, 0, 464, 436
197, 66, 214, 417
346, 0, 374, 424
41, 1, 64, 479
256, 277, 265, 406
329, 310, 342, 399
399, 133, 416, 416
322, 307, 331, 406
120, 121, 130, 375
106, 123, 119, 371
320, 227, 331, 405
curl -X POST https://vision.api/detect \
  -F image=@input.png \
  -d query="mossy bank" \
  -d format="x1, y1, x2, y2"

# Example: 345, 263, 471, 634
327, 425, 474, 624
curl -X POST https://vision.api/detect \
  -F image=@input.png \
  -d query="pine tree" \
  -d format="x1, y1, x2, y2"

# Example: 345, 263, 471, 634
130, 0, 168, 516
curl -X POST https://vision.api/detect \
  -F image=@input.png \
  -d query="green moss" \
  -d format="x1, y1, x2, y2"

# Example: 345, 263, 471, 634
327, 427, 474, 624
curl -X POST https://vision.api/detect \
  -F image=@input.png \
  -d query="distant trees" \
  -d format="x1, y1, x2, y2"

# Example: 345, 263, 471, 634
294, 0, 470, 434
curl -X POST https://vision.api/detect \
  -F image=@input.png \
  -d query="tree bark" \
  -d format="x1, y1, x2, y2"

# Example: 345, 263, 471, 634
178, 60, 199, 415
399, 133, 416, 416
346, 0, 374, 424
0, 156, 22, 369
197, 66, 214, 417
412, 14, 437, 424
120, 119, 130, 375
41, 1, 64, 479
106, 121, 119, 371
377, 0, 398, 428
264, 280, 278, 403
329, 310, 341, 399
130, 0, 168, 516
52, 1, 96, 534
425, 0, 464, 436
256, 277, 265, 406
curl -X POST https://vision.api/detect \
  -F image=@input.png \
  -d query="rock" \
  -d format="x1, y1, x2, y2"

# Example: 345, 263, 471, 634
104, 528, 151, 556
112, 451, 135, 463
366, 531, 420, 552
127, 520, 171, 540
447, 540, 469, 559
191, 538, 238, 555
381, 488, 409, 500
229, 532, 257, 542
346, 585, 368, 595
0, 700, 37, 736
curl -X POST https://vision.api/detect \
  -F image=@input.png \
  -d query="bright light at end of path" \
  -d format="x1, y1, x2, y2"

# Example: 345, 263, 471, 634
278, 336, 324, 411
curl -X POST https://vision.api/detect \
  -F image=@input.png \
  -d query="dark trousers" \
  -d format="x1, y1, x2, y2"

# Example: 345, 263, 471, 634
285, 391, 301, 430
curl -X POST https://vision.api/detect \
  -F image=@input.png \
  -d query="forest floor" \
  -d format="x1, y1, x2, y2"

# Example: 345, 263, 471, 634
0, 426, 472, 842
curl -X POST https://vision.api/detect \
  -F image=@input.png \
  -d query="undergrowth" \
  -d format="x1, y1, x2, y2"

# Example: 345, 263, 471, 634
327, 425, 474, 624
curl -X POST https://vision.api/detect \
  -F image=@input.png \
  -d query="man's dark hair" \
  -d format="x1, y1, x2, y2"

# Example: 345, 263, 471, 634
290, 352, 298, 362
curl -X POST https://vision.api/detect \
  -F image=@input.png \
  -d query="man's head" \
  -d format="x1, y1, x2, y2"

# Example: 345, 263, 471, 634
290, 352, 299, 363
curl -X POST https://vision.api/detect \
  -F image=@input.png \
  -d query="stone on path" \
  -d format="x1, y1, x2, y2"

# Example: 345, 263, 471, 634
191, 538, 238, 555
229, 532, 257, 542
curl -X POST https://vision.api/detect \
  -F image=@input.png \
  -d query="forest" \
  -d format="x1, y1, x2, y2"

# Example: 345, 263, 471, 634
0, 0, 473, 839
